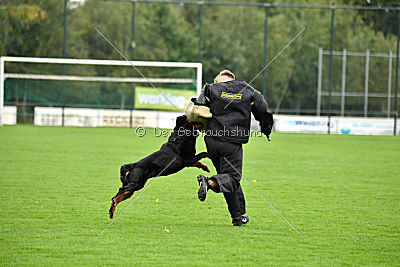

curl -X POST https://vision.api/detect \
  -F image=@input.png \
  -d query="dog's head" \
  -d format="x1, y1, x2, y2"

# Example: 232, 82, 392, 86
120, 163, 147, 188
166, 115, 198, 151
175, 115, 189, 128
175, 115, 203, 130
120, 164, 134, 185
120, 163, 141, 185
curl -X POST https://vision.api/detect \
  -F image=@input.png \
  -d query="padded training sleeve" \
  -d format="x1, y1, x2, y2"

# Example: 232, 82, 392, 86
195, 84, 210, 106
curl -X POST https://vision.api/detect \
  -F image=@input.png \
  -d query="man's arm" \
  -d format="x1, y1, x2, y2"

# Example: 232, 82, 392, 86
251, 90, 274, 139
195, 83, 210, 106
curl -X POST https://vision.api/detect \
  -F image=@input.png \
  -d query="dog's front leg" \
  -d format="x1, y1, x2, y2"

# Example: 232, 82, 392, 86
192, 152, 209, 162
109, 186, 135, 219
186, 152, 210, 172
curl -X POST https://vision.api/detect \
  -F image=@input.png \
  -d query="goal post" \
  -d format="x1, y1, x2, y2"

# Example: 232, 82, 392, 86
0, 57, 4, 126
0, 56, 202, 126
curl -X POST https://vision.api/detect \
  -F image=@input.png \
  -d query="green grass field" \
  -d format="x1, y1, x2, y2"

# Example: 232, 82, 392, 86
1, 125, 399, 265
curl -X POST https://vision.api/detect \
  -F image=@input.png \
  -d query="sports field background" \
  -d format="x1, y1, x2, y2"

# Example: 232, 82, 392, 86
0, 126, 399, 265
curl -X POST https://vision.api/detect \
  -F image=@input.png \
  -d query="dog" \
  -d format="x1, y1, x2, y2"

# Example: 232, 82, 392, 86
109, 115, 210, 219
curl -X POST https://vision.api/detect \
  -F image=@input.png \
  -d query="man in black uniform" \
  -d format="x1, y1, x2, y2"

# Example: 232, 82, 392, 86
194, 70, 273, 226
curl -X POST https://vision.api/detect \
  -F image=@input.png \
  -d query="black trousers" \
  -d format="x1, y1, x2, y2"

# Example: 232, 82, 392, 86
205, 136, 246, 219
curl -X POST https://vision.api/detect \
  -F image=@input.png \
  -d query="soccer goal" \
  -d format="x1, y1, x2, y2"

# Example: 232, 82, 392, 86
0, 56, 202, 126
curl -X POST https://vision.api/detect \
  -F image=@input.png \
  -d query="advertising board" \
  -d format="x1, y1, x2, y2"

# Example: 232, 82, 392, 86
134, 86, 196, 111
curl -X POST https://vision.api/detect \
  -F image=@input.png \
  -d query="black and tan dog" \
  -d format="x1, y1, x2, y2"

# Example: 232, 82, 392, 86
109, 115, 210, 219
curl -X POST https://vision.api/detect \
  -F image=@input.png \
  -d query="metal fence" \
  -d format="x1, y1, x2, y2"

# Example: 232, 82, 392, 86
69, 1, 400, 134
317, 48, 399, 118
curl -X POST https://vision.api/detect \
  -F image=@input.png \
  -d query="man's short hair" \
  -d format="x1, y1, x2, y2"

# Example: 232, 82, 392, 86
214, 70, 235, 83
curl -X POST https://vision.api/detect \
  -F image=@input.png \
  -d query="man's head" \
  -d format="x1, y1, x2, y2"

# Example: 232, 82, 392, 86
214, 70, 235, 83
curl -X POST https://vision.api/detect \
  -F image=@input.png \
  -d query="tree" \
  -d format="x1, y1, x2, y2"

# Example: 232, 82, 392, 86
354, 0, 399, 38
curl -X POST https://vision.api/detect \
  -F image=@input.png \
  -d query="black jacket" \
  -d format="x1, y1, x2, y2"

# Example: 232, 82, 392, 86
197, 80, 273, 144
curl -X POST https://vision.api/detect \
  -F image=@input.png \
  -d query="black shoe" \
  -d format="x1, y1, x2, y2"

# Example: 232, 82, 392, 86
232, 216, 250, 226
197, 175, 209, 202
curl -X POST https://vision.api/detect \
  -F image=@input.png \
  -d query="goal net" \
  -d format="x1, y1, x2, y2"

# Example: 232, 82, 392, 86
0, 56, 202, 126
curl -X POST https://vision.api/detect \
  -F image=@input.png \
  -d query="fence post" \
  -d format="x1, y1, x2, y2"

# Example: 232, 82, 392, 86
388, 51, 392, 118
131, 1, 136, 60
317, 47, 322, 116
328, 6, 335, 134
364, 49, 370, 117
62, 0, 68, 127
130, 1, 136, 128
0, 57, 4, 126
198, 4, 203, 63
394, 11, 400, 136
262, 6, 269, 96
341, 48, 346, 117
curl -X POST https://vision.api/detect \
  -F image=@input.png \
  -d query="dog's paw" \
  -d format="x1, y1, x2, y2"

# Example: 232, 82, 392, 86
202, 164, 210, 173
193, 161, 210, 172
197, 161, 210, 173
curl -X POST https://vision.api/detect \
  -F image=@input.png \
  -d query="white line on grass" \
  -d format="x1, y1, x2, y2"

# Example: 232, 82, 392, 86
96, 157, 177, 238
94, 27, 178, 109
224, 26, 306, 110
223, 157, 305, 238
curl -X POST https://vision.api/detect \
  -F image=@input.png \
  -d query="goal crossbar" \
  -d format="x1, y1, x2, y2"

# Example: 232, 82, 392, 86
4, 73, 193, 84
0, 56, 202, 68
